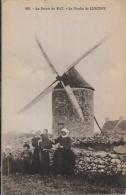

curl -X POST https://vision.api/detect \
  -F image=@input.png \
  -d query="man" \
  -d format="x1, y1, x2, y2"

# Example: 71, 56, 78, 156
53, 128, 76, 175
39, 129, 52, 175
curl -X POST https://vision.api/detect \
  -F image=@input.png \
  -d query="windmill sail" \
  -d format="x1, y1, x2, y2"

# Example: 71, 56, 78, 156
61, 82, 84, 121
19, 79, 57, 113
35, 35, 84, 120
35, 35, 58, 76
65, 35, 109, 73
19, 35, 108, 117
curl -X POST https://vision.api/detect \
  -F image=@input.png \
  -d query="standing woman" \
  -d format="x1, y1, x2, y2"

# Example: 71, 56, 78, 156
31, 130, 41, 174
53, 128, 76, 175
39, 129, 52, 175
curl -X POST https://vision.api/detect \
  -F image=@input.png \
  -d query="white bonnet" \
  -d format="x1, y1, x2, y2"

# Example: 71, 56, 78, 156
61, 128, 70, 137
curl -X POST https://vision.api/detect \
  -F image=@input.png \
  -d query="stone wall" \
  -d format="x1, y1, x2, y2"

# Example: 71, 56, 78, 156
52, 88, 94, 137
74, 150, 126, 176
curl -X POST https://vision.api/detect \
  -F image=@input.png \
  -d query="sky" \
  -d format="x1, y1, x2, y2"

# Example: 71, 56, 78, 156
2, 0, 126, 134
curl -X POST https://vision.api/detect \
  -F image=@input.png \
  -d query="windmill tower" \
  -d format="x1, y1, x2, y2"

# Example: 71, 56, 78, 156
52, 68, 94, 137
19, 35, 108, 136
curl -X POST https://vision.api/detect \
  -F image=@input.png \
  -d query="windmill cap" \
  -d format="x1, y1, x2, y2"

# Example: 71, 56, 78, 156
55, 68, 94, 90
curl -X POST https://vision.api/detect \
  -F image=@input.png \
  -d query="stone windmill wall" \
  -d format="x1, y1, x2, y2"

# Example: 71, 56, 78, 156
52, 68, 94, 138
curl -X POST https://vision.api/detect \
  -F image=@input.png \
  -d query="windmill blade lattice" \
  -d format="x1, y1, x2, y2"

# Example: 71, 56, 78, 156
19, 79, 58, 113
61, 81, 84, 121
35, 35, 59, 76
65, 35, 109, 73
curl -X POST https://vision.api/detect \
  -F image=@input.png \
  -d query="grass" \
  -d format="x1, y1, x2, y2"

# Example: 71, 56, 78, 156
2, 174, 126, 194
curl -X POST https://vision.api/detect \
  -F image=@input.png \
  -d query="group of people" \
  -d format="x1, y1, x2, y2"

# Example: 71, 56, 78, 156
2, 128, 76, 176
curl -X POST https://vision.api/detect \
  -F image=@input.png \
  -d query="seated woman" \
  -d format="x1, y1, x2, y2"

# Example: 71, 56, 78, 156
53, 128, 76, 175
21, 143, 32, 174
38, 129, 52, 175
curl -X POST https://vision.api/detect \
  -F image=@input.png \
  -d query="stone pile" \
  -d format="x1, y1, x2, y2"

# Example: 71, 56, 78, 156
72, 134, 124, 150
74, 150, 126, 176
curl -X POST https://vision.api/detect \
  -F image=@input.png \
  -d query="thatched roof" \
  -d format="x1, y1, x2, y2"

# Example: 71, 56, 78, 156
55, 68, 94, 90
102, 120, 119, 132
117, 120, 126, 131
102, 120, 126, 134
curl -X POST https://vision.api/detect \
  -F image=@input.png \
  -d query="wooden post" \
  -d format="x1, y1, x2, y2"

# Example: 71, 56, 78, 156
94, 116, 102, 131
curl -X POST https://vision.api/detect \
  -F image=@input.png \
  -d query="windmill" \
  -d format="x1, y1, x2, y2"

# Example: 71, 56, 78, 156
19, 35, 108, 137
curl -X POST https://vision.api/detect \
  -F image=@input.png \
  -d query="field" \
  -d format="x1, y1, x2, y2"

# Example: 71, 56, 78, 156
2, 174, 126, 194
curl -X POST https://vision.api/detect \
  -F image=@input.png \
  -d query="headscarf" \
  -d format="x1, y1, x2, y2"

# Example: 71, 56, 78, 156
61, 128, 70, 138
36, 130, 42, 136
23, 143, 30, 149
5, 145, 12, 155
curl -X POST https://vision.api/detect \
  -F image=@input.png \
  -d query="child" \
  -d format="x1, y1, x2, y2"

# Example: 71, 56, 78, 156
21, 143, 32, 174
2, 146, 15, 175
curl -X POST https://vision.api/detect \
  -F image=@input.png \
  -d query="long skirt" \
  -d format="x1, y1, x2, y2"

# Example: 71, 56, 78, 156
2, 157, 15, 175
22, 158, 32, 174
53, 148, 76, 175
15, 158, 24, 173
39, 150, 50, 175
32, 148, 40, 174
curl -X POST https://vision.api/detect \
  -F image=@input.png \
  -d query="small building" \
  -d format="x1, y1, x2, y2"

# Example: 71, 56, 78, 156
102, 117, 126, 138
52, 68, 94, 138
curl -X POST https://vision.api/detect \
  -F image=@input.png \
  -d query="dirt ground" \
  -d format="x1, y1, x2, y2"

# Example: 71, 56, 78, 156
2, 174, 126, 195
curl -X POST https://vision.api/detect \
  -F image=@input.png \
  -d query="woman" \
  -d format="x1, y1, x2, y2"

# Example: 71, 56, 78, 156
31, 131, 41, 174
53, 128, 76, 175
38, 129, 52, 175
